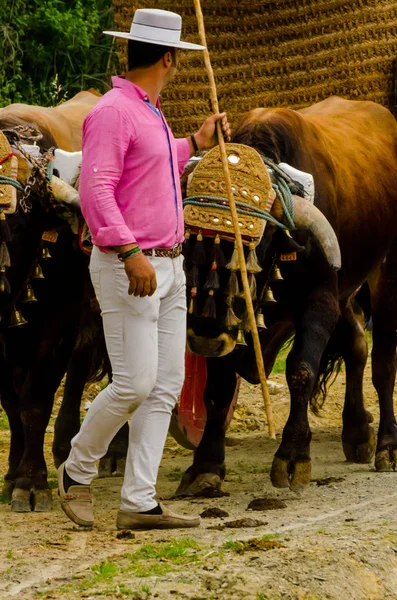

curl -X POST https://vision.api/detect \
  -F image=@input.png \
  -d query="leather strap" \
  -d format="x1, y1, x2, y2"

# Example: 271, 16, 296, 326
143, 243, 182, 259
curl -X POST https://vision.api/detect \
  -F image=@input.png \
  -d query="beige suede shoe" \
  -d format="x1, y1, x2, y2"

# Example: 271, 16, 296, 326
58, 462, 94, 527
116, 502, 200, 530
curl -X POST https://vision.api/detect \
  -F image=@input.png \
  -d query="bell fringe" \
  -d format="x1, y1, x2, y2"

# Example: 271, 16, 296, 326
0, 211, 11, 244
191, 232, 206, 265
246, 242, 262, 274
202, 289, 216, 319
242, 313, 251, 333
226, 270, 239, 298
204, 261, 220, 291
186, 264, 199, 288
226, 244, 239, 271
0, 268, 11, 294
214, 234, 226, 267
249, 272, 257, 300
188, 286, 197, 315
0, 241, 10, 268
183, 229, 192, 260
225, 305, 241, 329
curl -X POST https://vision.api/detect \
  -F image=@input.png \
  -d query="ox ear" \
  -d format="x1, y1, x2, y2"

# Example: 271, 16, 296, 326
51, 176, 80, 210
292, 195, 341, 271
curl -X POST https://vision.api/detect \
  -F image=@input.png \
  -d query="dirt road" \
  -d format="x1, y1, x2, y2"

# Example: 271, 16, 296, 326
1, 364, 397, 600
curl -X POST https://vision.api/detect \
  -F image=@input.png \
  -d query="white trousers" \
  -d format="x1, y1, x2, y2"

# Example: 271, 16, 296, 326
66, 246, 186, 512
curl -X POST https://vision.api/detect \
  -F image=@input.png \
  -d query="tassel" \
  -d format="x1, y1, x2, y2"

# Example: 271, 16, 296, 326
0, 241, 10, 268
191, 232, 206, 265
213, 234, 226, 267
183, 229, 192, 259
0, 212, 11, 243
242, 312, 251, 333
226, 243, 239, 271
204, 261, 220, 291
249, 272, 257, 300
202, 289, 216, 319
0, 268, 11, 294
186, 264, 199, 288
227, 270, 239, 298
189, 286, 197, 315
225, 305, 241, 329
246, 241, 262, 274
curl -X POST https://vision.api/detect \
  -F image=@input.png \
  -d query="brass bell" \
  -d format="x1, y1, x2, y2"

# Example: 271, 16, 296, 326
22, 284, 38, 303
236, 328, 247, 346
256, 311, 267, 329
271, 265, 284, 282
41, 246, 52, 260
32, 264, 45, 279
9, 308, 28, 328
264, 286, 277, 304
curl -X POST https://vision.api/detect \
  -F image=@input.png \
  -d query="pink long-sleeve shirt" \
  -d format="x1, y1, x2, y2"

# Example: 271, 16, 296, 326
79, 76, 191, 250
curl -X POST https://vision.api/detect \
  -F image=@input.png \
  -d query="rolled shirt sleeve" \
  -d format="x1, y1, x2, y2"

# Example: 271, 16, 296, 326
79, 105, 136, 248
175, 137, 191, 176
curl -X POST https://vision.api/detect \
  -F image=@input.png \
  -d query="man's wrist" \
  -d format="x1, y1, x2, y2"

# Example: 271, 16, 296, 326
113, 243, 138, 253
117, 245, 142, 262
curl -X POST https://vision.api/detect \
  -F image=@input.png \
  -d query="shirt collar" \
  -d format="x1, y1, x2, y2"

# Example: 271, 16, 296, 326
112, 76, 161, 109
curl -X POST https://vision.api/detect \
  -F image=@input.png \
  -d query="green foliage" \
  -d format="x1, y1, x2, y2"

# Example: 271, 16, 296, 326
0, 408, 9, 430
91, 560, 119, 579
0, 0, 119, 106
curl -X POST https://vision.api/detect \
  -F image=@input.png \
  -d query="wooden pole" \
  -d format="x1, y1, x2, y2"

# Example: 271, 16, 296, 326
193, 0, 276, 440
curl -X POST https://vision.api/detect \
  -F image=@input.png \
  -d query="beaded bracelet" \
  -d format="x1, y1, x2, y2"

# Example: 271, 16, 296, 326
117, 246, 141, 262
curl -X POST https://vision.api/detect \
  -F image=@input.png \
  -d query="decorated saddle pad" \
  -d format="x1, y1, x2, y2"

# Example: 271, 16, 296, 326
0, 131, 18, 213
184, 143, 274, 245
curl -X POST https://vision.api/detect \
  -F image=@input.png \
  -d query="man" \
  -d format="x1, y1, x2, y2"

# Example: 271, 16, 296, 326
57, 8, 230, 530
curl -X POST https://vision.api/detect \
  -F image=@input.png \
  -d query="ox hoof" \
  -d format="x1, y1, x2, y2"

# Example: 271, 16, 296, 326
1, 480, 14, 503
97, 456, 126, 478
11, 488, 31, 512
32, 489, 52, 512
270, 457, 311, 491
173, 472, 226, 498
98, 457, 113, 478
375, 448, 397, 472
114, 457, 126, 478
342, 425, 376, 464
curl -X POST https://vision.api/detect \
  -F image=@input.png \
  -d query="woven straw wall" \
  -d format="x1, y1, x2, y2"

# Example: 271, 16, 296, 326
111, 1, 397, 137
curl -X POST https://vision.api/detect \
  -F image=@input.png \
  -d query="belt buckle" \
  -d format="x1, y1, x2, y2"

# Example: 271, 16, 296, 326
171, 244, 179, 259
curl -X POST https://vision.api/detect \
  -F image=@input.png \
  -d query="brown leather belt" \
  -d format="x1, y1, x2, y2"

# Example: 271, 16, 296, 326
143, 243, 182, 259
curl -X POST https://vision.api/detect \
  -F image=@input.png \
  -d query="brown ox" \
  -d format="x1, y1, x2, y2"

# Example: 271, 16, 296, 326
177, 97, 397, 496
0, 89, 101, 149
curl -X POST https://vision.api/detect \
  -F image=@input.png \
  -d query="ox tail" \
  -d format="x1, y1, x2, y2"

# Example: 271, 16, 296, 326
74, 298, 110, 384
310, 338, 343, 415
310, 283, 371, 413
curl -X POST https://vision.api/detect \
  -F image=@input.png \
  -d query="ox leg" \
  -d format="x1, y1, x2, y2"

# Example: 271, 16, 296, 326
98, 422, 129, 478
341, 302, 376, 463
53, 346, 92, 469
0, 366, 24, 501
271, 291, 339, 491
371, 254, 397, 471
11, 337, 74, 512
174, 355, 237, 498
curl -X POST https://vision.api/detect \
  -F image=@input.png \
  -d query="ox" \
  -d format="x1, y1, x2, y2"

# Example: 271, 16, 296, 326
176, 97, 397, 497
0, 90, 125, 511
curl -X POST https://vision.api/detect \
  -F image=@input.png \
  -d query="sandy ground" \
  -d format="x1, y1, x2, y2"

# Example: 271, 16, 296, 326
1, 359, 397, 600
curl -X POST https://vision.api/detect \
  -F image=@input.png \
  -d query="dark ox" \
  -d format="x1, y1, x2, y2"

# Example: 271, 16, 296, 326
0, 91, 125, 512
176, 96, 397, 497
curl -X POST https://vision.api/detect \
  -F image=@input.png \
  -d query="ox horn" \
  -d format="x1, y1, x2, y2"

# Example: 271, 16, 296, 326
291, 195, 341, 271
50, 176, 80, 210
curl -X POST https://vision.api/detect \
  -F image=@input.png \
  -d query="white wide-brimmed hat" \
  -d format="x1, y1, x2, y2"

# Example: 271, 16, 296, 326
104, 8, 205, 51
